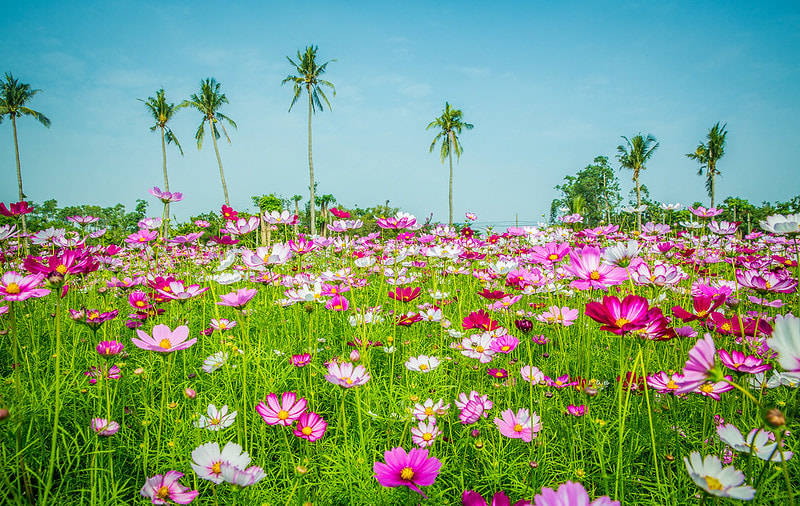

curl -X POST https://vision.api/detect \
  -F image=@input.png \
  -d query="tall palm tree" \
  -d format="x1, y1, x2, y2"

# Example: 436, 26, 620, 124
180, 78, 236, 205
0, 73, 51, 251
616, 133, 659, 230
427, 102, 473, 226
283, 45, 335, 236
318, 193, 336, 236
139, 89, 183, 234
686, 122, 727, 208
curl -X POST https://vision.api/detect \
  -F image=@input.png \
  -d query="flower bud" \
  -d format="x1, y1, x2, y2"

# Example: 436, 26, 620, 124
765, 408, 786, 428
349, 350, 360, 361
0, 408, 9, 420
184, 388, 196, 399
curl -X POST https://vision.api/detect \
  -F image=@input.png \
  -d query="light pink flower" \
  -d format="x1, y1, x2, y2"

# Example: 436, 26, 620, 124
131, 324, 196, 353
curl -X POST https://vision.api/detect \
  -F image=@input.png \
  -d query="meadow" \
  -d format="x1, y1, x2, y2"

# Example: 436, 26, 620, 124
0, 203, 798, 505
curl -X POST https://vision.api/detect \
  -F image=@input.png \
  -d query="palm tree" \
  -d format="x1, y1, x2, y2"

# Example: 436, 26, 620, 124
616, 133, 659, 230
139, 89, 183, 234
180, 78, 236, 205
686, 122, 727, 208
318, 193, 336, 236
283, 45, 335, 236
427, 102, 473, 226
0, 73, 51, 251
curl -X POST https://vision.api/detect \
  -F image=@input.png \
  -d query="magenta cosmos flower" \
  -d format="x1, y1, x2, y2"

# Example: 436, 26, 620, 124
96, 340, 124, 357
0, 271, 50, 301
533, 481, 619, 506
462, 489, 531, 506
689, 206, 723, 218
373, 447, 441, 498
150, 186, 184, 203
293, 411, 327, 441
140, 471, 198, 505
717, 349, 772, 374
255, 392, 307, 426
131, 324, 197, 353
494, 408, 540, 443
564, 246, 627, 290
217, 288, 258, 308
584, 295, 651, 335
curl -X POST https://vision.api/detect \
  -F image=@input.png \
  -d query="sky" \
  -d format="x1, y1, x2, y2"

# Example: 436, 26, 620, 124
2, 1, 799, 226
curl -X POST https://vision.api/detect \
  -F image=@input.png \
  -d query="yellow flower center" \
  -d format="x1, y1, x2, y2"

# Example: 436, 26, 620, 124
501, 345, 510, 351
345, 377, 353, 385
424, 407, 433, 416
700, 384, 714, 394
704, 475, 724, 491
475, 346, 484, 353
210, 417, 220, 425
548, 254, 558, 260
400, 467, 414, 480
590, 271, 601, 280
136, 300, 146, 307
423, 432, 432, 441
615, 318, 629, 327
720, 323, 731, 332
278, 410, 289, 420
56, 264, 68, 275
666, 380, 677, 390
765, 282, 772, 289
211, 461, 222, 474
418, 364, 428, 371
302, 426, 313, 436
5, 283, 20, 294
513, 423, 524, 432
156, 486, 170, 499
158, 339, 172, 350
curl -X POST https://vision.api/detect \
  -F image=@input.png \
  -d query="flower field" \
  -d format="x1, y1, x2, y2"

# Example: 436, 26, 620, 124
1, 204, 799, 505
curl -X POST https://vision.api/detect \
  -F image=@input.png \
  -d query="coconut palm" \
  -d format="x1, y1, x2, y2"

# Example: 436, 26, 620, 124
427, 102, 473, 226
283, 45, 335, 236
318, 193, 336, 236
686, 122, 727, 208
139, 89, 183, 233
616, 133, 659, 230
180, 78, 236, 205
0, 72, 51, 251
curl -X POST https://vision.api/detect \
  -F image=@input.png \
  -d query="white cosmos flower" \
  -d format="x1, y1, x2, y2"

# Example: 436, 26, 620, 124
683, 452, 754, 500
191, 441, 251, 484
203, 352, 227, 373
405, 355, 440, 373
194, 404, 237, 431
717, 424, 793, 462
760, 213, 800, 235
220, 462, 265, 486
766, 314, 800, 372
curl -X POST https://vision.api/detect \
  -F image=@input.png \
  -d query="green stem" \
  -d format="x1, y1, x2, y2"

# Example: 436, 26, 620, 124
43, 293, 63, 505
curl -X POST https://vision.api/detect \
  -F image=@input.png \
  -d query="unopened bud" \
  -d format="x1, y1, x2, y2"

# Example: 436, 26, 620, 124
0, 408, 9, 420
184, 388, 196, 399
766, 408, 786, 428
583, 386, 599, 397
349, 350, 360, 361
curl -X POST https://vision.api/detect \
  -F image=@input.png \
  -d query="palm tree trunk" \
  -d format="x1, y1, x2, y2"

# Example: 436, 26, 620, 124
160, 126, 170, 238
448, 133, 454, 227
209, 118, 230, 206
11, 115, 28, 255
635, 172, 642, 231
293, 200, 300, 235
710, 163, 716, 208
307, 87, 316, 236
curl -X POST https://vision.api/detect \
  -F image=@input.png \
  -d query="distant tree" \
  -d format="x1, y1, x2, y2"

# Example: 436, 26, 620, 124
139, 89, 183, 230
0, 73, 51, 251
686, 122, 727, 208
180, 78, 237, 205
283, 45, 335, 236
318, 193, 336, 236
550, 156, 621, 225
617, 133, 659, 230
427, 102, 473, 226
291, 194, 302, 234
252, 193, 284, 245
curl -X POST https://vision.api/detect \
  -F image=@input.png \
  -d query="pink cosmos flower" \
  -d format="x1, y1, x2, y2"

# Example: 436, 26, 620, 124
84, 364, 121, 385
210, 318, 237, 331
456, 391, 493, 424
646, 371, 683, 394
293, 411, 327, 441
411, 420, 441, 447
389, 286, 421, 302
672, 293, 726, 322
564, 246, 627, 290
689, 206, 723, 218
156, 281, 209, 301
533, 481, 619, 506
0, 271, 50, 301
325, 361, 370, 388
330, 207, 351, 219
291, 354, 311, 367
631, 261, 684, 287
536, 306, 579, 326
149, 186, 183, 203
125, 229, 158, 246
140, 471, 198, 505
373, 447, 441, 497
494, 408, 540, 442
584, 295, 651, 335
708, 220, 739, 235
675, 334, 718, 394
490, 334, 519, 354
520, 365, 545, 385
131, 324, 197, 353
463, 310, 500, 331
217, 288, 257, 308
695, 377, 735, 400
0, 201, 33, 216
566, 405, 586, 417
325, 294, 350, 311
91, 418, 120, 436
255, 392, 307, 426
717, 349, 772, 374
96, 340, 124, 357
736, 269, 797, 294
529, 242, 571, 265
462, 490, 530, 506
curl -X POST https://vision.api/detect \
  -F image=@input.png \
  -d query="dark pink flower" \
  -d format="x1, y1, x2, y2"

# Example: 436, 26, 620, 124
373, 447, 441, 497
584, 295, 651, 335
717, 349, 772, 374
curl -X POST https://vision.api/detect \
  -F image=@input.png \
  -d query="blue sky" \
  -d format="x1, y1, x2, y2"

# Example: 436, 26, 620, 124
2, 1, 799, 225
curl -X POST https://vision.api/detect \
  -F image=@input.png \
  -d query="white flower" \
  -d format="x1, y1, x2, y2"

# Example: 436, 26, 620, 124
460, 333, 495, 363
211, 271, 243, 285
683, 452, 754, 500
520, 365, 545, 385
760, 213, 800, 234
717, 424, 793, 462
766, 314, 800, 372
220, 463, 265, 486
191, 441, 251, 484
194, 404, 237, 431
411, 420, 441, 448
203, 352, 227, 373
602, 240, 640, 267
405, 355, 440, 373
660, 202, 682, 211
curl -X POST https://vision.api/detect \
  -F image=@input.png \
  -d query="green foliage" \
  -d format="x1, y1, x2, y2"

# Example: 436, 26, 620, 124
0, 72, 51, 127
426, 102, 473, 163
550, 156, 622, 225
252, 194, 284, 213
282, 45, 336, 113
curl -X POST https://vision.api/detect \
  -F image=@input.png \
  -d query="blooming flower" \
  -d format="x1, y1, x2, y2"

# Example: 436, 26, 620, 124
536, 306, 579, 327
219, 462, 265, 487
0, 271, 50, 301
410, 420, 441, 448
490, 334, 519, 354
717, 349, 772, 374
91, 418, 120, 436
533, 481, 619, 506
202, 352, 228, 373
683, 452, 755, 500
191, 441, 251, 484
717, 424, 794, 462
217, 288, 258, 308
325, 361, 371, 388
456, 391, 493, 424
405, 355, 440, 372
194, 404, 237, 431
96, 340, 124, 357
373, 447, 441, 497
389, 286, 421, 302
255, 392, 307, 426
494, 408, 540, 442
766, 314, 800, 372
584, 295, 651, 335
131, 324, 196, 353
566, 405, 586, 417
293, 411, 327, 441
412, 399, 450, 423
140, 471, 198, 504
564, 246, 627, 290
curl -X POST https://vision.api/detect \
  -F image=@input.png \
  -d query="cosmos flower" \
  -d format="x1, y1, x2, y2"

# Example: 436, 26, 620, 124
675, 334, 718, 394
255, 392, 307, 426
140, 471, 198, 504
219, 463, 265, 487
584, 295, 651, 335
536, 306, 579, 327
412, 399, 450, 423
717, 424, 794, 462
494, 408, 540, 443
96, 340, 124, 357
533, 481, 619, 506
324, 361, 371, 388
194, 404, 237, 431
217, 288, 258, 308
191, 441, 251, 484
405, 355, 440, 372
293, 411, 327, 442
373, 447, 441, 497
411, 420, 441, 448
91, 418, 120, 436
717, 349, 772, 374
683, 452, 754, 500
0, 271, 50, 301
131, 324, 196, 353
767, 314, 800, 372
564, 246, 627, 290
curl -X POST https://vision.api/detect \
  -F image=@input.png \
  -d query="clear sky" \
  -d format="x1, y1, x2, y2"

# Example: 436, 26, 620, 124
2, 1, 799, 225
